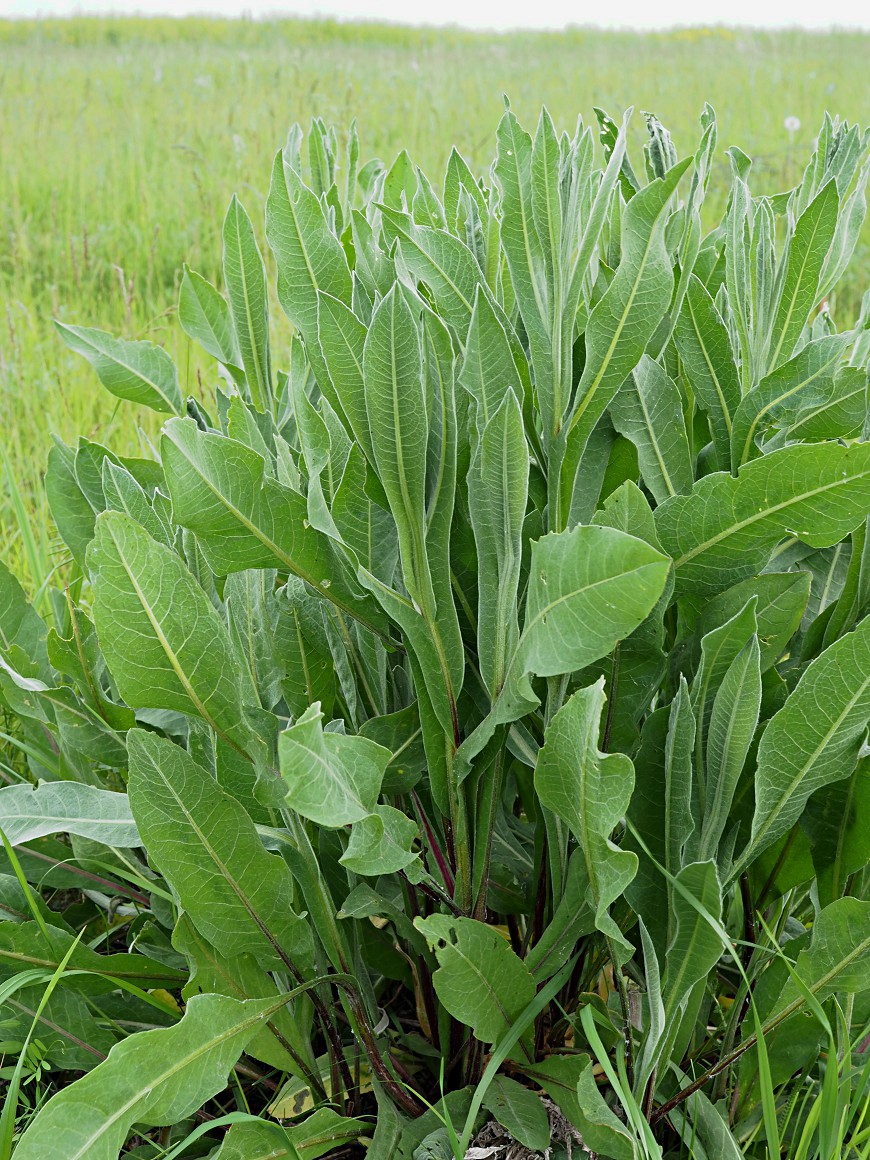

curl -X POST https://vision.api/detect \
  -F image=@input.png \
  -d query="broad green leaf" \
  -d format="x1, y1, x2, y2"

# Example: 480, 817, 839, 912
87, 511, 256, 752
178, 263, 241, 369
13, 992, 287, 1160
45, 439, 95, 566
515, 525, 670, 687
557, 157, 692, 525
738, 614, 870, 871
673, 274, 740, 468
378, 205, 483, 336
0, 783, 137, 848
469, 392, 528, 697
731, 333, 852, 466
209, 1123, 300, 1160
222, 196, 272, 411
265, 150, 352, 337
609, 355, 693, 503
655, 442, 870, 598
128, 730, 312, 971
662, 860, 724, 1024
54, 321, 182, 414
766, 179, 839, 371
457, 525, 670, 775
414, 914, 535, 1048
278, 702, 391, 827
482, 1076, 550, 1151
534, 679, 638, 960
161, 418, 387, 638
785, 364, 868, 442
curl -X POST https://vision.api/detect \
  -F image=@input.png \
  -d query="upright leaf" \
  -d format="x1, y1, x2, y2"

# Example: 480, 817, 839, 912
535, 679, 638, 960
223, 195, 272, 412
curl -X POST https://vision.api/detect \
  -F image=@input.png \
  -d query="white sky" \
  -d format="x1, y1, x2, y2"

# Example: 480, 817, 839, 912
3, 0, 870, 31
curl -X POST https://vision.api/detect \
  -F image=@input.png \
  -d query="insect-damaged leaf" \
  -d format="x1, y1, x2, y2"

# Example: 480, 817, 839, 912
414, 914, 535, 1048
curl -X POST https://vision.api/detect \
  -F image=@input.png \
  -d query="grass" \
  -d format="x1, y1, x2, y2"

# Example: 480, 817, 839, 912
1, 15, 869, 587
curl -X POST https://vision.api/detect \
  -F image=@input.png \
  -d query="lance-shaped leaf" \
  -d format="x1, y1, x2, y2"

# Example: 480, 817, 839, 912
128, 730, 312, 971
459, 286, 524, 426
696, 636, 761, 862
266, 150, 352, 337
0, 783, 138, 848
469, 392, 528, 697
557, 158, 692, 524
316, 291, 374, 463
222, 195, 272, 411
494, 112, 554, 438
55, 321, 183, 415
0, 921, 185, 990
179, 263, 241, 369
161, 418, 387, 638
278, 703, 391, 828
378, 205, 483, 337
483, 1076, 550, 1152
655, 442, 870, 598
414, 914, 535, 1047
766, 897, 870, 1024
661, 860, 724, 1025
87, 511, 256, 752
695, 571, 810, 673
786, 364, 868, 443
534, 679, 638, 960
766, 179, 839, 372
737, 614, 870, 873
731, 333, 852, 466
13, 992, 289, 1160
609, 355, 693, 504
363, 284, 430, 606
673, 274, 741, 468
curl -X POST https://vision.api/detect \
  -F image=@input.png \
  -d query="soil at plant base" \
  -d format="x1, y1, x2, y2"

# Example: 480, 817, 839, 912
466, 1099, 595, 1160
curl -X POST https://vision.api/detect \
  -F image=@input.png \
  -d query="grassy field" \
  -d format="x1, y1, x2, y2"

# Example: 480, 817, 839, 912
1, 16, 869, 593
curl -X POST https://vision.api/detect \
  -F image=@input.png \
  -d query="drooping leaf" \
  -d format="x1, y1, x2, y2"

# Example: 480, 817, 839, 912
482, 1076, 550, 1151
13, 993, 288, 1160
54, 322, 183, 414
178, 263, 241, 370
278, 702, 391, 828
0, 783, 138, 848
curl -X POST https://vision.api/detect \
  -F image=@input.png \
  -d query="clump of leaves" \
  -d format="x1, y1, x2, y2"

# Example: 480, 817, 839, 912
2, 105, 870, 1160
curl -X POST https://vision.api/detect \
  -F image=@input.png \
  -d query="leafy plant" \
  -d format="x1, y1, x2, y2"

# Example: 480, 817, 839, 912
1, 104, 870, 1158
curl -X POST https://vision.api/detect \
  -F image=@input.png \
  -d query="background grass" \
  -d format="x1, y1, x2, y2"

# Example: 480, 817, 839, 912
1, 16, 869, 593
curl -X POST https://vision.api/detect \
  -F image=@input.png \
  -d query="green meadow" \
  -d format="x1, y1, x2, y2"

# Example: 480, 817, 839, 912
1, 17, 869, 591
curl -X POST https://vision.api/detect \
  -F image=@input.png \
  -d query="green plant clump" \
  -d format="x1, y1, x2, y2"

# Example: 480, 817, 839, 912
1, 105, 870, 1159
